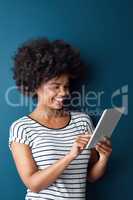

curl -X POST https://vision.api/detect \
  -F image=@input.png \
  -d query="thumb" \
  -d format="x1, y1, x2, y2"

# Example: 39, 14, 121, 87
84, 131, 92, 136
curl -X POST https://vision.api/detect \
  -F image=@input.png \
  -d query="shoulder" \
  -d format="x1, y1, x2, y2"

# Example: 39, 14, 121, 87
9, 115, 29, 131
71, 110, 92, 120
71, 110, 94, 132
9, 116, 32, 149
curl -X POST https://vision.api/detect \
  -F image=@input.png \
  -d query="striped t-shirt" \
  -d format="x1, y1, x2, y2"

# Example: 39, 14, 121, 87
9, 111, 94, 200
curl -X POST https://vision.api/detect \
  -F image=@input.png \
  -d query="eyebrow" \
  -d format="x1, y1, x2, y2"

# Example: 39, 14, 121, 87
50, 82, 70, 86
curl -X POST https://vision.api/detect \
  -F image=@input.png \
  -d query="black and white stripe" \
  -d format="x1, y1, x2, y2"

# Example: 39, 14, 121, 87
9, 111, 94, 200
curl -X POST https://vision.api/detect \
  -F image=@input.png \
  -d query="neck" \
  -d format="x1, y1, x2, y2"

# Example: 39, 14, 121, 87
33, 105, 68, 119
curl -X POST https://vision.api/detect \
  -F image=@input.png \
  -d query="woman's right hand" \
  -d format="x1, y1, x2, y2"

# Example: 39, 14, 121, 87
68, 133, 91, 159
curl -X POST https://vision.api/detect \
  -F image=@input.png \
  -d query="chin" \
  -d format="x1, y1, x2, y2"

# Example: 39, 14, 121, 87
54, 106, 64, 110
53, 102, 64, 109
49, 104, 64, 110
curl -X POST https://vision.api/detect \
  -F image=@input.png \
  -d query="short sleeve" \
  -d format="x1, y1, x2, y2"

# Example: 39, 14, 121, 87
8, 121, 31, 150
84, 114, 95, 134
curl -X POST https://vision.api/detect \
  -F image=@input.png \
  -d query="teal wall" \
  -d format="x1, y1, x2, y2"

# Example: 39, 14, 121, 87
0, 0, 131, 199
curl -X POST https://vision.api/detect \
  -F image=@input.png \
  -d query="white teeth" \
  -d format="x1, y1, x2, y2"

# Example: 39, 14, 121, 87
55, 98, 64, 101
55, 97, 64, 102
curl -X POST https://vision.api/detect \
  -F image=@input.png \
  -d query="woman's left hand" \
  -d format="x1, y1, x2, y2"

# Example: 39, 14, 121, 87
95, 137, 112, 161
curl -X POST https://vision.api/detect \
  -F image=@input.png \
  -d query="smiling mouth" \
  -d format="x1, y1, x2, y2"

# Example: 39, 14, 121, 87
54, 97, 65, 104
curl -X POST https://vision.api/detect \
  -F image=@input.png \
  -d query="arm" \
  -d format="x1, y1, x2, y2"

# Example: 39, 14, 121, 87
87, 137, 112, 182
87, 148, 108, 182
10, 133, 90, 192
11, 142, 74, 193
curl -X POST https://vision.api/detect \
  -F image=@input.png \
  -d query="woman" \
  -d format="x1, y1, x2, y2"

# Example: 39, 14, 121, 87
9, 38, 112, 200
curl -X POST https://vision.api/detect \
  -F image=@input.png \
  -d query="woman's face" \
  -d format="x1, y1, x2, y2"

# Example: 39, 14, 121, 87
36, 74, 70, 110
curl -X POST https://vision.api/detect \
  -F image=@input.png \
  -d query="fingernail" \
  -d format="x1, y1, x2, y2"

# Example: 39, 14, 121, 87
85, 131, 91, 135
97, 142, 100, 145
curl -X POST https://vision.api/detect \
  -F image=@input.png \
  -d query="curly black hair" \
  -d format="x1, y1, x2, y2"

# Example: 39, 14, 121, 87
12, 37, 86, 99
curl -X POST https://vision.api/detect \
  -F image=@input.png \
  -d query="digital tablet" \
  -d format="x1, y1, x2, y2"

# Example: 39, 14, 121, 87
86, 107, 124, 149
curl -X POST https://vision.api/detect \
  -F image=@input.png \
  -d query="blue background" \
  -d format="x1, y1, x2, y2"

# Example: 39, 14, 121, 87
0, 0, 132, 199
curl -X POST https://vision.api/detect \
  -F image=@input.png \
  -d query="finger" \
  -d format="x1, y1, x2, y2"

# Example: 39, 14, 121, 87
79, 135, 91, 140
76, 137, 88, 142
84, 131, 92, 136
98, 140, 112, 147
103, 137, 111, 145
76, 138, 90, 145
96, 144, 110, 153
77, 141, 88, 148
96, 145, 107, 154
96, 143, 112, 153
81, 134, 91, 138
76, 135, 91, 143
77, 142, 85, 150
79, 138, 90, 142
104, 136, 111, 140
97, 143, 112, 151
97, 142, 112, 149
79, 135, 91, 139
77, 140, 88, 144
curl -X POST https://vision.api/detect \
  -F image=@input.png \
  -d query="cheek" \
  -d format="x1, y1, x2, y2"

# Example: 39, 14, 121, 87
43, 89, 57, 102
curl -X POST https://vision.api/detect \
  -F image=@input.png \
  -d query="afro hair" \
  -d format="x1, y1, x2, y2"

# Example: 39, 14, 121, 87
12, 37, 86, 99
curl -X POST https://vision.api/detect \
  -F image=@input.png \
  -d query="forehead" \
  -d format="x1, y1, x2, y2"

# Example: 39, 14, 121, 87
47, 75, 70, 85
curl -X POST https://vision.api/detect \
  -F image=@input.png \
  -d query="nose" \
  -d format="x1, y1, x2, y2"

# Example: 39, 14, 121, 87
59, 87, 70, 97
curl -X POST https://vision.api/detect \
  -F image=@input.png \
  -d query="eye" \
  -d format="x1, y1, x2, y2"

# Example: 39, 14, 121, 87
50, 84, 70, 90
52, 85, 59, 90
64, 85, 69, 90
